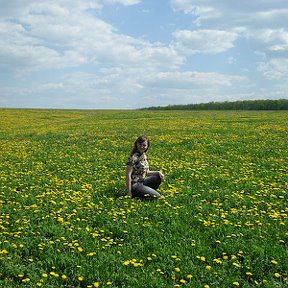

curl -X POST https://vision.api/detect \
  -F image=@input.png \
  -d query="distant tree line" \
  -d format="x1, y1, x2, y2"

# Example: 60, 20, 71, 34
142, 99, 288, 111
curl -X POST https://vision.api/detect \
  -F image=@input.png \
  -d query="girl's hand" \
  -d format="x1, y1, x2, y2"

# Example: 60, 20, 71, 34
159, 172, 165, 181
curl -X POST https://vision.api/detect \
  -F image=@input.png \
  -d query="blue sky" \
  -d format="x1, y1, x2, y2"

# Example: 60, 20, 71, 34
0, 0, 287, 109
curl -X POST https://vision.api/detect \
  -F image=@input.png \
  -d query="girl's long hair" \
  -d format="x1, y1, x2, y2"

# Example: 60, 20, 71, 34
131, 135, 150, 155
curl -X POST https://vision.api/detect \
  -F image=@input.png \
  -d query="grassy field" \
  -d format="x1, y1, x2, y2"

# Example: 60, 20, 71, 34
0, 109, 287, 288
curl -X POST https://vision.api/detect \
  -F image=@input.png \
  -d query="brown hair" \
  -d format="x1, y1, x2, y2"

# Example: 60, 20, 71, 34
131, 135, 150, 155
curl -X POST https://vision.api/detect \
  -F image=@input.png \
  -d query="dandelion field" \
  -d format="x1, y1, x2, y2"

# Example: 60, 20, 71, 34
0, 109, 287, 288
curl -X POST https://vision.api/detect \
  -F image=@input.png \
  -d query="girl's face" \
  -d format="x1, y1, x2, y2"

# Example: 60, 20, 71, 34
137, 140, 148, 153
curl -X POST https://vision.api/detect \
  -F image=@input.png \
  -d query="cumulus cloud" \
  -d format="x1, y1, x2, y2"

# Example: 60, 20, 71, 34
171, 0, 288, 29
142, 71, 245, 89
170, 1, 288, 52
0, 0, 103, 19
171, 0, 288, 84
246, 28, 288, 57
173, 29, 238, 54
103, 0, 141, 5
58, 68, 246, 108
257, 58, 288, 79
0, 0, 183, 73
0, 0, 287, 109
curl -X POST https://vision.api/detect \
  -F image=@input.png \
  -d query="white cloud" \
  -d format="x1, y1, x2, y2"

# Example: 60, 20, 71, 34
171, 0, 288, 86
0, 35, 87, 73
143, 71, 245, 88
0, 0, 102, 19
246, 28, 288, 57
227, 57, 236, 65
103, 0, 141, 5
170, 0, 288, 44
0, 0, 287, 109
257, 58, 288, 79
173, 29, 238, 54
171, 0, 288, 27
1, 67, 246, 109
0, 0, 182, 74
104, 68, 244, 107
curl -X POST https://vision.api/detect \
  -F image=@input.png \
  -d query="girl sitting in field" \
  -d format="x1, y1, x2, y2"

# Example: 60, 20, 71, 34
126, 136, 164, 198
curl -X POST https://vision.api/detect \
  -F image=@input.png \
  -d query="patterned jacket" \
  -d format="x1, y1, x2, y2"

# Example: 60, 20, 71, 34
126, 152, 149, 184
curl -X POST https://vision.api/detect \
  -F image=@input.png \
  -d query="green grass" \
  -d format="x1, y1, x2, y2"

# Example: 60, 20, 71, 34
0, 109, 287, 288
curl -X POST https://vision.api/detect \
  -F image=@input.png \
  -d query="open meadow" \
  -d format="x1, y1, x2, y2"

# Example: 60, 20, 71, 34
0, 109, 287, 288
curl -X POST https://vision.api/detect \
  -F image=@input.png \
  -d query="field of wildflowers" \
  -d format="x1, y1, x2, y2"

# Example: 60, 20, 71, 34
0, 109, 287, 288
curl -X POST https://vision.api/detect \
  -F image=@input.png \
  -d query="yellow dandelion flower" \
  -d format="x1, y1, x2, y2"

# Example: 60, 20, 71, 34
50, 272, 59, 277
172, 255, 181, 260
187, 274, 193, 279
174, 267, 180, 272
214, 258, 222, 264
0, 249, 8, 254
232, 262, 241, 268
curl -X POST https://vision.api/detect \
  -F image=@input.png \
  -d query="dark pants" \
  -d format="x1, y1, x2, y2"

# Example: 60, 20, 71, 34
132, 175, 162, 198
